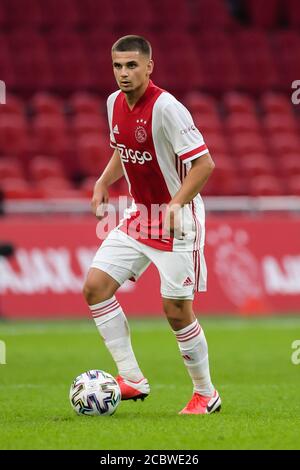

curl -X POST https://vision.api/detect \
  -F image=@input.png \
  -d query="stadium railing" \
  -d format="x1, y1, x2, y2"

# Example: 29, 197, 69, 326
3, 195, 300, 215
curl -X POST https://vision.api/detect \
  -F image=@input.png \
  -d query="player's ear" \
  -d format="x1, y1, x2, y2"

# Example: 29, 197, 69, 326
147, 59, 154, 76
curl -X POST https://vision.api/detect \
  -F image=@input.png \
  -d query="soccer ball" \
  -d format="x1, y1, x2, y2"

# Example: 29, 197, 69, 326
69, 370, 121, 416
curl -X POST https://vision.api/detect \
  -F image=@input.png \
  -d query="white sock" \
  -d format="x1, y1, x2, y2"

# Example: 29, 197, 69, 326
174, 319, 215, 396
89, 296, 144, 382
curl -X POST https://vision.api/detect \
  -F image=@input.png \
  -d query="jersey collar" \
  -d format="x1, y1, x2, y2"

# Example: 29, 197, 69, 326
122, 80, 156, 113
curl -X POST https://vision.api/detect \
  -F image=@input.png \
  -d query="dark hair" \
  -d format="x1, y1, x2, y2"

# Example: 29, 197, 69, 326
112, 35, 152, 58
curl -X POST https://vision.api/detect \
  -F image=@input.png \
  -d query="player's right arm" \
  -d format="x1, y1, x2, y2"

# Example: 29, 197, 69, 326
91, 148, 124, 219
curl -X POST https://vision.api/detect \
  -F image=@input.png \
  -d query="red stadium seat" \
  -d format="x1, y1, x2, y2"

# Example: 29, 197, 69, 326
204, 133, 230, 156
0, 115, 31, 157
41, 0, 80, 29
239, 153, 275, 178
263, 114, 298, 135
77, 135, 112, 177
3, 0, 43, 28
51, 51, 93, 92
184, 93, 218, 117
0, 94, 24, 116
0, 177, 40, 199
72, 115, 107, 138
190, 0, 237, 30
76, 0, 116, 28
9, 30, 54, 92
195, 31, 241, 92
248, 175, 284, 196
13, 54, 54, 93
47, 32, 92, 92
260, 92, 294, 116
29, 156, 65, 181
285, 0, 300, 28
151, 0, 192, 30
31, 115, 73, 159
234, 30, 279, 93
30, 93, 64, 116
158, 35, 208, 93
35, 177, 72, 191
159, 31, 196, 54
112, 0, 154, 30
0, 157, 24, 179
212, 155, 247, 196
245, 0, 281, 28
83, 30, 119, 54
69, 93, 103, 115
0, 2, 7, 28
193, 113, 223, 134
276, 154, 300, 177
226, 114, 261, 135
47, 31, 85, 55
269, 134, 300, 156
35, 177, 86, 200
206, 155, 246, 196
209, 154, 235, 177
231, 133, 267, 156
273, 30, 300, 51
223, 92, 257, 115
202, 176, 240, 196
286, 175, 300, 196
86, 53, 117, 94
272, 31, 300, 90
160, 55, 208, 94
0, 34, 17, 89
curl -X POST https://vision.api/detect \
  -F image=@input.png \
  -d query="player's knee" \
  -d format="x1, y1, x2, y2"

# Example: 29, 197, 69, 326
82, 280, 109, 305
163, 299, 184, 320
82, 281, 97, 304
163, 298, 194, 330
83, 268, 119, 305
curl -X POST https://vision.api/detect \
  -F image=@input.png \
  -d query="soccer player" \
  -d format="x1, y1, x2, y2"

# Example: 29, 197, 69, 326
83, 35, 221, 415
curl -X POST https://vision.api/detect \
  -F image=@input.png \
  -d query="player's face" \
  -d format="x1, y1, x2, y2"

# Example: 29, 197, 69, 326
112, 50, 153, 94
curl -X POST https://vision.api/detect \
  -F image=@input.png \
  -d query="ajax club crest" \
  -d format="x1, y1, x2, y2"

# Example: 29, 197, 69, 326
135, 119, 147, 143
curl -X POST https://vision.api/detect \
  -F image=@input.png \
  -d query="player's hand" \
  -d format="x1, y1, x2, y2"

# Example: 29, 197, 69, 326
91, 180, 109, 220
163, 203, 185, 240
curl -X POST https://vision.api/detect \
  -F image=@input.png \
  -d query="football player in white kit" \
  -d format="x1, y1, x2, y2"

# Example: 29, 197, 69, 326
83, 35, 221, 414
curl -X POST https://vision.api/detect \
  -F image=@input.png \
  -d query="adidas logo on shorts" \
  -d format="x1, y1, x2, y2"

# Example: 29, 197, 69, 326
183, 276, 194, 286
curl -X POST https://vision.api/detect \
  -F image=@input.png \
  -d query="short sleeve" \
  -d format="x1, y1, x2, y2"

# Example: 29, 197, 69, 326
106, 93, 118, 149
162, 100, 209, 164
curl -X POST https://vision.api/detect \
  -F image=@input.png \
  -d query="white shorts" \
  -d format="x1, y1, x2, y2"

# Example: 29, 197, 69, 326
90, 228, 207, 299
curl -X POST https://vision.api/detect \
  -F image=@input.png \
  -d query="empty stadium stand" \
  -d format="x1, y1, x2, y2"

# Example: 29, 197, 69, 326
0, 0, 299, 199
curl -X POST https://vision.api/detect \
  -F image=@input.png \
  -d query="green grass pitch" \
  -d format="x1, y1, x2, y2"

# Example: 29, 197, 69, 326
0, 316, 300, 450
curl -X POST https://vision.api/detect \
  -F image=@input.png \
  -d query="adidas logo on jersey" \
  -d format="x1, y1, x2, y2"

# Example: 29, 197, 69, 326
183, 277, 194, 286
113, 124, 120, 134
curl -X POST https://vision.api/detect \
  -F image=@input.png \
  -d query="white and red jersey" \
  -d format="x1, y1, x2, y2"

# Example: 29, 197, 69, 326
107, 80, 209, 252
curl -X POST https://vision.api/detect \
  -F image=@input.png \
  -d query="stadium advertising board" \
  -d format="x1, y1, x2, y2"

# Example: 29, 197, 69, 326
0, 216, 299, 317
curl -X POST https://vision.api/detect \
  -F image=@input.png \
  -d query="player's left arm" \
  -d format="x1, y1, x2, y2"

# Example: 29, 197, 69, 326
162, 100, 215, 237
170, 152, 215, 207
164, 153, 215, 238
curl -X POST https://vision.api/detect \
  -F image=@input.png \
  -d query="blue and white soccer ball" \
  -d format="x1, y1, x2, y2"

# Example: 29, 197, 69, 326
69, 370, 121, 416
